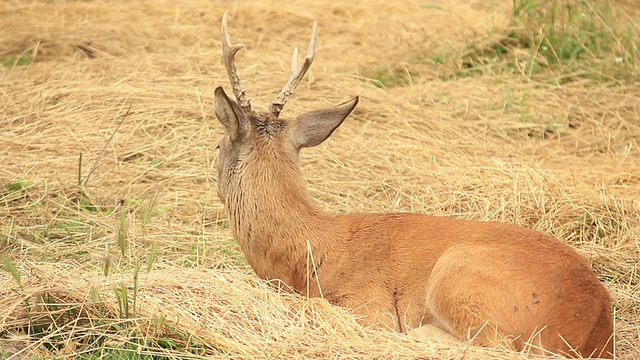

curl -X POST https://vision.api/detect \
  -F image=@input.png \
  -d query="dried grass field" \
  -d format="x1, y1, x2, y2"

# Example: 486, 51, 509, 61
1, 0, 639, 359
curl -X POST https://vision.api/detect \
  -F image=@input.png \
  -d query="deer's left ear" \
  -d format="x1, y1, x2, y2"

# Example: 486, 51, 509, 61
291, 97, 359, 149
214, 87, 248, 141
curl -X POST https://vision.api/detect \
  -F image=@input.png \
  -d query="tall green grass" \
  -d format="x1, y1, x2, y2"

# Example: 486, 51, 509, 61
456, 0, 639, 83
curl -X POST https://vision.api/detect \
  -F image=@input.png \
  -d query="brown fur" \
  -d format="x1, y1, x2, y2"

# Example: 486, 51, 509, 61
211, 21, 613, 359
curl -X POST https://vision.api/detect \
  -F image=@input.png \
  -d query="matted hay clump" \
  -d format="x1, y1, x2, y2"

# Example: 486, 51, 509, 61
1, 0, 639, 359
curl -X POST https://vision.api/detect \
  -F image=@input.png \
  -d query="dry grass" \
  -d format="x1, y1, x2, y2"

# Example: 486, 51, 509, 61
1, 0, 639, 359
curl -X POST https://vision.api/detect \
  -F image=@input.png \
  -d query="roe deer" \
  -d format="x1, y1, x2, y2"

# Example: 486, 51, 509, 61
212, 12, 614, 358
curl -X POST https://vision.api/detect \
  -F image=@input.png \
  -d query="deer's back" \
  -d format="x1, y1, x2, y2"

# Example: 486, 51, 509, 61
334, 212, 586, 277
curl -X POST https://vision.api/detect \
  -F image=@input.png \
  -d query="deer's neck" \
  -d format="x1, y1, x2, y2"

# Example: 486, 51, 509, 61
223, 153, 334, 293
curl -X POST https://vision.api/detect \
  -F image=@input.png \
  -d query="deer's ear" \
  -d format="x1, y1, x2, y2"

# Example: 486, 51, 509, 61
214, 87, 247, 140
291, 97, 359, 149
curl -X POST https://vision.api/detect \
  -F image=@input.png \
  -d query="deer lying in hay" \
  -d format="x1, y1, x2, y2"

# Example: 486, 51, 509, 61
212, 11, 614, 359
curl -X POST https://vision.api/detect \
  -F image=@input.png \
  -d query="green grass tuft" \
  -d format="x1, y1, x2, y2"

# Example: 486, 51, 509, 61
440, 0, 639, 83
367, 66, 412, 88
1, 51, 32, 68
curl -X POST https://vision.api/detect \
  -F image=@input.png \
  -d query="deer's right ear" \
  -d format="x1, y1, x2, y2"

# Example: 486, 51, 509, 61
292, 96, 359, 149
214, 87, 245, 140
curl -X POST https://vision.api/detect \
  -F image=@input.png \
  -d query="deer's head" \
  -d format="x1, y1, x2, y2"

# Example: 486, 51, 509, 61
213, 12, 359, 204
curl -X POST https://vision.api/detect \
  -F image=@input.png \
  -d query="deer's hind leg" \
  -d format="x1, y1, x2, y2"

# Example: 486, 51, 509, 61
424, 244, 531, 352
406, 323, 460, 343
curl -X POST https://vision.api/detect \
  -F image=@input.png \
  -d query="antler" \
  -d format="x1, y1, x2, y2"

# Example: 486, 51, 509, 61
270, 21, 318, 117
221, 11, 252, 113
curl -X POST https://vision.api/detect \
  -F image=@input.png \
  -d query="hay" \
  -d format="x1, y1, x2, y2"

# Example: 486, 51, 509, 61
2, 262, 539, 359
1, 0, 639, 358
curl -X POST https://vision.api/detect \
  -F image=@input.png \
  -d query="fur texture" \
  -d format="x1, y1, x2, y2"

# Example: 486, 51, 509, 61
213, 87, 613, 358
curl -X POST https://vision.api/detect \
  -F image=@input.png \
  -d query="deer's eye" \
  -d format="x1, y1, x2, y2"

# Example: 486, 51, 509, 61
215, 144, 220, 150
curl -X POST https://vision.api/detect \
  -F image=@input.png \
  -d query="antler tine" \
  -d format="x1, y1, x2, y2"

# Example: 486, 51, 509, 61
270, 21, 318, 117
221, 11, 252, 113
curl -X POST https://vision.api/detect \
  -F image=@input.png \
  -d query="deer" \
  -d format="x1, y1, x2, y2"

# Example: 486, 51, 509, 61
211, 11, 614, 359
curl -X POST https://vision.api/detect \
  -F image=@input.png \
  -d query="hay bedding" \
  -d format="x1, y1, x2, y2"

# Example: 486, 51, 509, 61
1, 0, 639, 358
